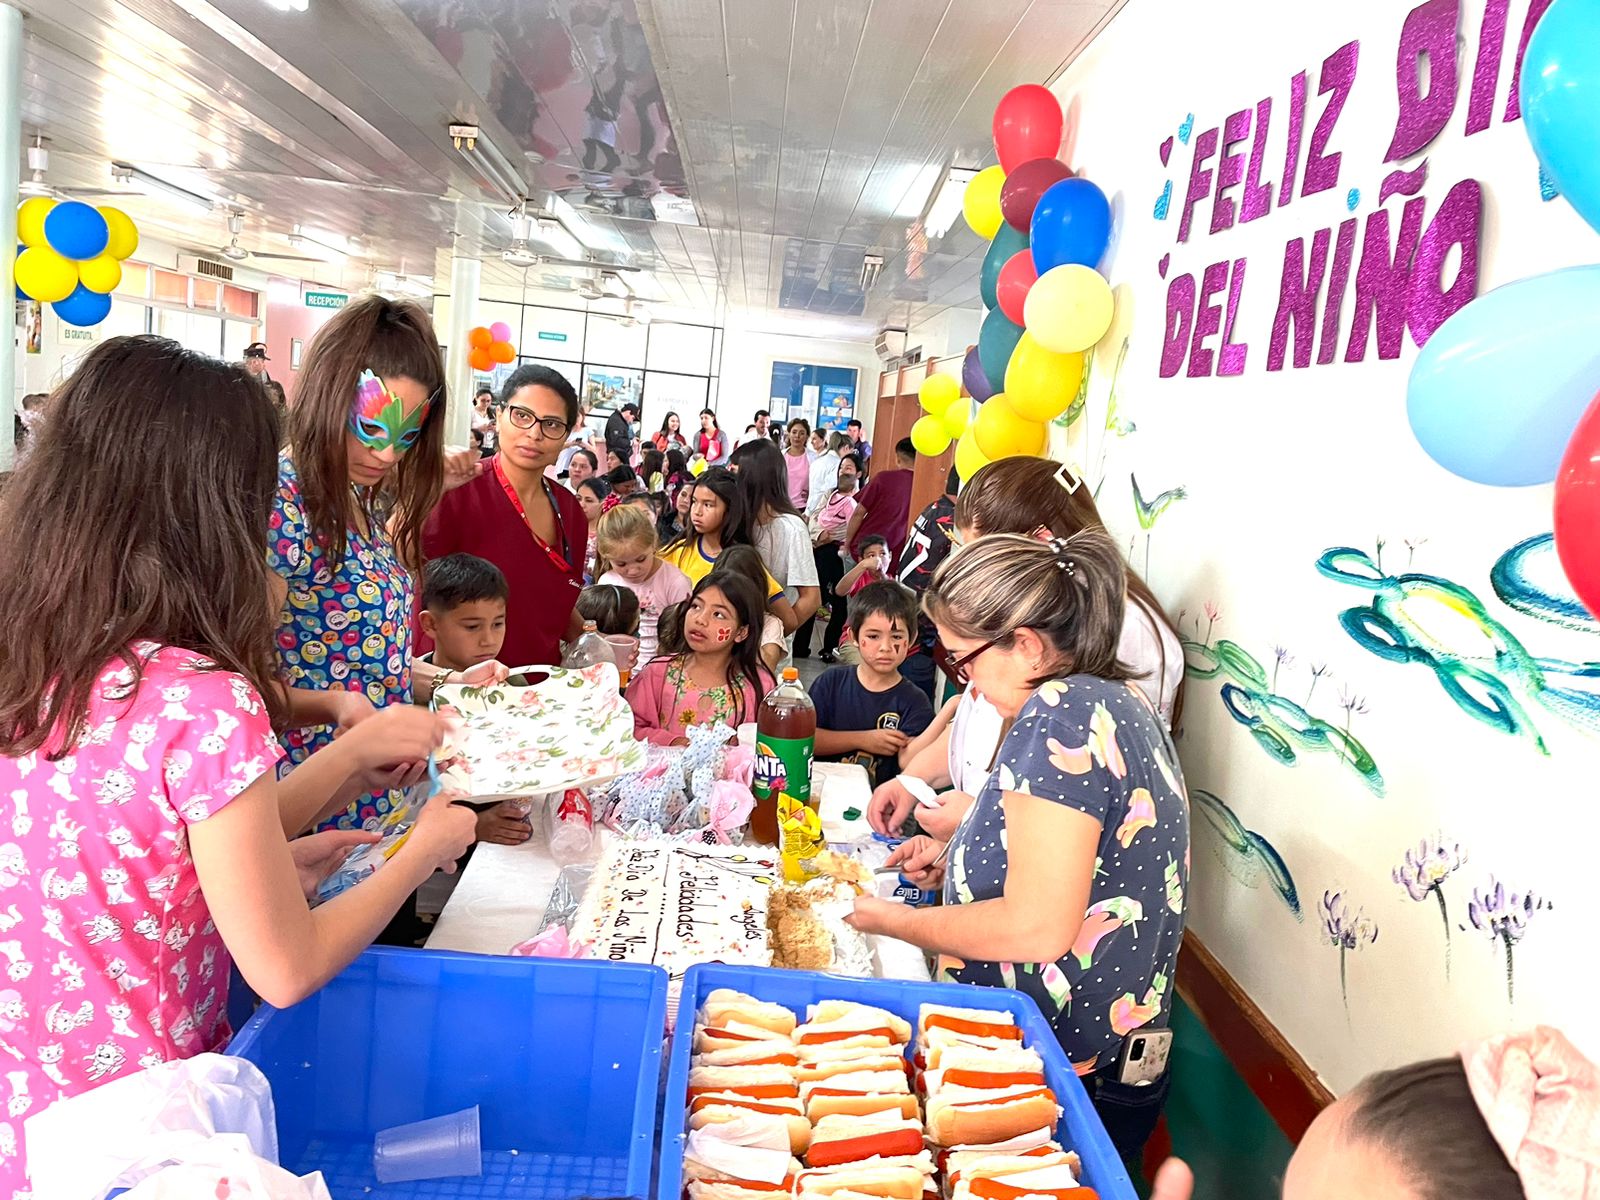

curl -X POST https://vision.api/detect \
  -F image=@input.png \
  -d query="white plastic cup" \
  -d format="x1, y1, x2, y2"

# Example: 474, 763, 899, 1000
372, 1104, 482, 1184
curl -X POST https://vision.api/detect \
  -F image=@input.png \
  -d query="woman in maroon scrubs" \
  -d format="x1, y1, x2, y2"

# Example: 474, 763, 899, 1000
421, 365, 587, 668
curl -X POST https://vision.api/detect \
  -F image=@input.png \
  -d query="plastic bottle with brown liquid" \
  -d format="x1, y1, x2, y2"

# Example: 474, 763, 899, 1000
750, 667, 815, 850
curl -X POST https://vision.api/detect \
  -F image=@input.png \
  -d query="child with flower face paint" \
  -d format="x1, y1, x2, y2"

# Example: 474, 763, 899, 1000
625, 572, 773, 746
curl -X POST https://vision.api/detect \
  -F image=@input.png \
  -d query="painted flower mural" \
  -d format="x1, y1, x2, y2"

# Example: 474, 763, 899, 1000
1464, 878, 1551, 1004
1320, 890, 1378, 1012
1392, 837, 1468, 979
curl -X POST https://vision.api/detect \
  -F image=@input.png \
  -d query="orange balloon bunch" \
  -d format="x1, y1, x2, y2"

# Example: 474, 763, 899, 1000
468, 322, 517, 372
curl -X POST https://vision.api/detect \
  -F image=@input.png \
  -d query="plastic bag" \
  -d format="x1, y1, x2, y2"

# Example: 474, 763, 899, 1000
313, 779, 431, 903
24, 1053, 281, 1200
120, 1135, 331, 1200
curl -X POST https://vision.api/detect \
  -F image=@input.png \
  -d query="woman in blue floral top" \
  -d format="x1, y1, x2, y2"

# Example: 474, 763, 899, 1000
848, 529, 1189, 1162
268, 296, 483, 832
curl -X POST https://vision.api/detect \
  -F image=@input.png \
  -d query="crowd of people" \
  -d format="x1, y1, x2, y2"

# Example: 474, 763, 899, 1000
0, 295, 1590, 1200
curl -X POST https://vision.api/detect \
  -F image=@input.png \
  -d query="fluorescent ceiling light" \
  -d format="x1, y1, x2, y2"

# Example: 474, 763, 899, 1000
375, 271, 431, 298
297, 225, 355, 255
262, 0, 308, 11
923, 167, 978, 239
533, 221, 583, 261
110, 161, 216, 214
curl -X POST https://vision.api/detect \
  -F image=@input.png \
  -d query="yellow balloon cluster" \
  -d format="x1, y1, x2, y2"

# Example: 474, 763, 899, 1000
13, 198, 139, 325
911, 373, 967, 457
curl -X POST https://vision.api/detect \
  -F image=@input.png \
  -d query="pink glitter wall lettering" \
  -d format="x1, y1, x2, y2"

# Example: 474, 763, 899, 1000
1157, 0, 1509, 380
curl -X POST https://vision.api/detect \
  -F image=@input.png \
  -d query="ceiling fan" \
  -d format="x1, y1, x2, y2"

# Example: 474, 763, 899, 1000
216, 212, 326, 263
18, 136, 140, 202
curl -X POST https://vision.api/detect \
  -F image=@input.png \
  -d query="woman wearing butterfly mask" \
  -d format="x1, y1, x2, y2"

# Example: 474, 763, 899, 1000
268, 296, 489, 834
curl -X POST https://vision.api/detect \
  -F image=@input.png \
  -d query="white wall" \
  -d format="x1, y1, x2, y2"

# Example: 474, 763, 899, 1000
1052, 0, 1599, 1093
717, 319, 885, 438
905, 307, 981, 364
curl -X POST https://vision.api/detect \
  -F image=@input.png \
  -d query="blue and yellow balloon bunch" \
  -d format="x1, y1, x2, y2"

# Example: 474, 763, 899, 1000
13, 198, 140, 327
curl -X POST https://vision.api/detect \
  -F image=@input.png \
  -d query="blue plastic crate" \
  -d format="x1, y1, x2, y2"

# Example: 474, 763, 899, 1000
228, 947, 668, 1200
659, 964, 1135, 1200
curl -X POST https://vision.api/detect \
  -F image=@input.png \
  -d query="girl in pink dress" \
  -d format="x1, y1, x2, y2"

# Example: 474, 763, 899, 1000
0, 336, 477, 1197
626, 573, 774, 744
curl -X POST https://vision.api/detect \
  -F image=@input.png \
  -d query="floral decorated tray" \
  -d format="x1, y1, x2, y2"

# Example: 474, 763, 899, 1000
433, 663, 647, 800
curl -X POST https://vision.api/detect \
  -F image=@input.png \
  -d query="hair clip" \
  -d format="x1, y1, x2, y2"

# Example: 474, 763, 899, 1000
1053, 462, 1085, 495
1047, 536, 1077, 576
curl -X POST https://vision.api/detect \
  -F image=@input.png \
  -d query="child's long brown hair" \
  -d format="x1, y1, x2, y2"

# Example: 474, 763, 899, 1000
289, 295, 445, 573
0, 336, 285, 756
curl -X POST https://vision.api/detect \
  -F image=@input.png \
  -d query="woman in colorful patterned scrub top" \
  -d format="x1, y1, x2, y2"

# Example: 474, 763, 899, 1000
269, 297, 480, 831
847, 530, 1189, 1163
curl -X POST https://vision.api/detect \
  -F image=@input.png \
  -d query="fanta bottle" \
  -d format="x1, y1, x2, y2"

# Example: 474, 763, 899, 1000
751, 667, 814, 845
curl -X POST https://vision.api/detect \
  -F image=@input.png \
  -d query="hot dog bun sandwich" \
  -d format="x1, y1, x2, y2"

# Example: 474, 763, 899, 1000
946, 1157, 1090, 1200
689, 1094, 811, 1154
702, 989, 799, 1038
942, 1148, 1077, 1191
806, 1113, 927, 1167
688, 1065, 800, 1103
802, 1067, 917, 1120
797, 1001, 913, 1049
684, 1151, 803, 1200
795, 1162, 934, 1200
923, 1083, 1061, 1148
797, 1047, 909, 1083
695, 1023, 798, 1055
921, 1045, 1044, 1094
694, 1041, 803, 1069
916, 1007, 1024, 1063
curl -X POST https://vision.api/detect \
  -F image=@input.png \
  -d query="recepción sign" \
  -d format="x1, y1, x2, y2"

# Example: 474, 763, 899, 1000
304, 290, 348, 310
537, 330, 568, 342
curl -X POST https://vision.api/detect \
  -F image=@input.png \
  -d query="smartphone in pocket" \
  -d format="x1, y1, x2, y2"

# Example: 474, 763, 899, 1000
1115, 1028, 1174, 1086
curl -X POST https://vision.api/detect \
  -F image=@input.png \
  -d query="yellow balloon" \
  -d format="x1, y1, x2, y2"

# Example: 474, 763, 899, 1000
962, 165, 1006, 240
1004, 332, 1085, 422
17, 197, 55, 249
954, 428, 990, 482
15, 245, 79, 304
77, 253, 123, 295
972, 394, 1048, 459
910, 413, 953, 457
98, 207, 140, 260
1023, 264, 1115, 354
919, 372, 961, 415
941, 399, 970, 439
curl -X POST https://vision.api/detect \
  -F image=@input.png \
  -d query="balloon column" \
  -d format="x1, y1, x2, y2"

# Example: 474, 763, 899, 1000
949, 84, 1115, 481
13, 199, 140, 328
467, 322, 518, 372
1404, 0, 1600, 616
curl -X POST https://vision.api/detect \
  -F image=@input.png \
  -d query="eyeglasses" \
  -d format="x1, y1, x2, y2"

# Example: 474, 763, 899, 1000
504, 404, 571, 439
949, 637, 1002, 684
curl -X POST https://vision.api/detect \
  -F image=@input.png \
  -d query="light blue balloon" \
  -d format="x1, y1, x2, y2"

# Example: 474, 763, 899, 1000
1407, 265, 1600, 486
1523, 0, 1600, 237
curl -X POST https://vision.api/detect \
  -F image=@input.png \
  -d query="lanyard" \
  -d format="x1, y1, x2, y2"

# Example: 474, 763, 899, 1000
492, 456, 579, 586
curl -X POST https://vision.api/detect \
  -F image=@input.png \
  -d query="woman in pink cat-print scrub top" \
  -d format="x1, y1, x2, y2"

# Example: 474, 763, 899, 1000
0, 336, 477, 1197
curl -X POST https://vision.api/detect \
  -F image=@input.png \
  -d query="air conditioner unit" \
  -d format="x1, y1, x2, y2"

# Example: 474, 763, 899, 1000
873, 326, 907, 363
179, 253, 235, 282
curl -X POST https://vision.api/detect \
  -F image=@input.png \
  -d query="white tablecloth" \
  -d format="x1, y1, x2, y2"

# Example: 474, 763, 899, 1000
427, 761, 931, 981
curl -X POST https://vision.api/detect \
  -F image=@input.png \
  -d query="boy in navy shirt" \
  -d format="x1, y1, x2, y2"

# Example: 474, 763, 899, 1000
809, 580, 934, 786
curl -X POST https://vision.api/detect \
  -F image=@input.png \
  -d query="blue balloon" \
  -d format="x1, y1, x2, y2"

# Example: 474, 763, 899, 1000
1407, 265, 1600, 486
1523, 0, 1600, 237
1030, 177, 1111, 274
52, 283, 112, 328
977, 308, 1024, 394
979, 224, 1029, 311
44, 201, 110, 261
962, 345, 995, 403
14, 245, 22, 301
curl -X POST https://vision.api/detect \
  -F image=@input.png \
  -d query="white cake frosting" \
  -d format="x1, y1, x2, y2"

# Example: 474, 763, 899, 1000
571, 837, 776, 978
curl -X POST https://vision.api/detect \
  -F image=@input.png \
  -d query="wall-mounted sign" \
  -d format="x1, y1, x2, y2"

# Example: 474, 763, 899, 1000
304, 290, 348, 310
538, 330, 568, 342
62, 326, 97, 343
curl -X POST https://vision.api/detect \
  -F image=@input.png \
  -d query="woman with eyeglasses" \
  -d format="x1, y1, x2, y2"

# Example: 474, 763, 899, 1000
422, 363, 588, 671
270, 295, 483, 833
848, 530, 1189, 1164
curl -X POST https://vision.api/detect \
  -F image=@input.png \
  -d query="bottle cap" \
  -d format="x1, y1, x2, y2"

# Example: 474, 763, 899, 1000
781, 667, 798, 681
583, 620, 597, 632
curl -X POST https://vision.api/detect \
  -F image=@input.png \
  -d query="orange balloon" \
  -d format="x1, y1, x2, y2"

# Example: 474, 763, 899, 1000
468, 346, 494, 372
490, 341, 516, 364
468, 326, 493, 350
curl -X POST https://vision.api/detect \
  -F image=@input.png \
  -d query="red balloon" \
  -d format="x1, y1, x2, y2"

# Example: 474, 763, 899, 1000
1554, 388, 1600, 618
993, 85, 1064, 174
995, 251, 1038, 325
1000, 157, 1073, 231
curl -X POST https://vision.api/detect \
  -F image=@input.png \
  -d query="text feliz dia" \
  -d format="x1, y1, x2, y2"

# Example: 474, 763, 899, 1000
1158, 0, 1546, 379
